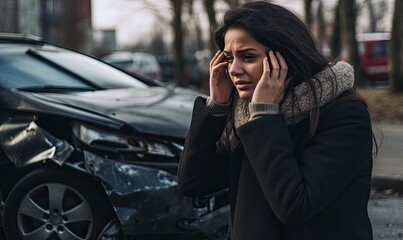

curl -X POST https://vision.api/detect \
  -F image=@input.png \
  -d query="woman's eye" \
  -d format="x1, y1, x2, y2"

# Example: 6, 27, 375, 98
225, 56, 233, 63
244, 54, 255, 61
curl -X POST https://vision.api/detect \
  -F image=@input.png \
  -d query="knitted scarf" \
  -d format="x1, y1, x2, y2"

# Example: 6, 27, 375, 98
233, 61, 354, 128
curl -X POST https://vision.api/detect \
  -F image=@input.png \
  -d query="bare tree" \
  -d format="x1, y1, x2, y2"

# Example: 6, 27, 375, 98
203, 0, 218, 53
330, 1, 341, 60
389, 0, 403, 92
339, 0, 364, 86
170, 0, 186, 86
365, 0, 376, 32
187, 0, 204, 51
304, 0, 314, 30
363, 0, 388, 32
141, 0, 186, 86
316, 0, 326, 56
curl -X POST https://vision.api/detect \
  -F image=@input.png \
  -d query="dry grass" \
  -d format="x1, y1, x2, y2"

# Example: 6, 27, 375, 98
358, 87, 403, 124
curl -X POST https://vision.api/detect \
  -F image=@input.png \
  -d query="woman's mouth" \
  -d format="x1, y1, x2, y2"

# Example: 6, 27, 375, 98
234, 80, 252, 90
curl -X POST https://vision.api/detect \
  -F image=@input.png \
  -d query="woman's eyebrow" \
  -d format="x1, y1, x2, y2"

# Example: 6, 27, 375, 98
223, 48, 258, 54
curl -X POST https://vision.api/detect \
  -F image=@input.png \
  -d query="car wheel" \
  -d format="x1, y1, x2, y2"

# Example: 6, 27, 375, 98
3, 168, 114, 240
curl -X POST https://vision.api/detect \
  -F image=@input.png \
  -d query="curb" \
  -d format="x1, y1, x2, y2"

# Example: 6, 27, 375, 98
371, 176, 403, 192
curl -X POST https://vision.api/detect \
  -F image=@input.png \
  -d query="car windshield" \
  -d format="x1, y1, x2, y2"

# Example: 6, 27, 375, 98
0, 47, 148, 91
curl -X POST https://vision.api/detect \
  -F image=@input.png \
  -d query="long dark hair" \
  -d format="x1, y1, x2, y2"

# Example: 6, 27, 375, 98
213, 1, 373, 151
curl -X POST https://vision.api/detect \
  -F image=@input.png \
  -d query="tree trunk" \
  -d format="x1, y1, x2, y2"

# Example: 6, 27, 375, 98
330, 1, 341, 60
389, 0, 403, 93
204, 0, 217, 53
316, 0, 326, 56
304, 0, 314, 30
339, 0, 364, 86
365, 0, 377, 32
200, 0, 219, 93
170, 0, 185, 87
187, 0, 204, 51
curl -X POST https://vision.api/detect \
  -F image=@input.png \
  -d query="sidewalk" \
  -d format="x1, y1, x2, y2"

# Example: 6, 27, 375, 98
371, 123, 403, 192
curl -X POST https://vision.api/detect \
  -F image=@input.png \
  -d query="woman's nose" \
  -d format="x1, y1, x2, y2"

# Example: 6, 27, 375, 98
228, 60, 243, 76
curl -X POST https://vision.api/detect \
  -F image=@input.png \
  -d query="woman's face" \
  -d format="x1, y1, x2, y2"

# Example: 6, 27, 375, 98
223, 28, 269, 99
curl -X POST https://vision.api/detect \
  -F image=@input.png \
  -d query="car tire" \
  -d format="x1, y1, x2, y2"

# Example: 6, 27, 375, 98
3, 168, 114, 240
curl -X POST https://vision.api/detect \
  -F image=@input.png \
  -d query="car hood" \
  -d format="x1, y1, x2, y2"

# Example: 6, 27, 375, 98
32, 87, 199, 138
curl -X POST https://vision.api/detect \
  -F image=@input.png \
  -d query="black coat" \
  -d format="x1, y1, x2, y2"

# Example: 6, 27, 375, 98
178, 96, 373, 240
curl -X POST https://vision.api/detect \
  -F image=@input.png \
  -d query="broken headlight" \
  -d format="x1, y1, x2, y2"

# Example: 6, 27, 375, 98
72, 123, 179, 157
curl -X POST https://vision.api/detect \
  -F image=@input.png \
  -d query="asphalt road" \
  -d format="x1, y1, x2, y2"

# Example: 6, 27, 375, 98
1, 191, 402, 240
369, 191, 403, 240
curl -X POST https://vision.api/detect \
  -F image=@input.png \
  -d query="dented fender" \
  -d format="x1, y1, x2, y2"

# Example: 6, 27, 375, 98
0, 119, 74, 166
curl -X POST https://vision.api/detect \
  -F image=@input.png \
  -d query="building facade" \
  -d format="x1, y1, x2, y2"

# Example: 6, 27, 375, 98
0, 0, 93, 54
18, 0, 42, 37
0, 0, 18, 32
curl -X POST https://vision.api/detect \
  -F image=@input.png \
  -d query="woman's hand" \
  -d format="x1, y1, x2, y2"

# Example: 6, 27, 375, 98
209, 51, 233, 104
251, 51, 290, 104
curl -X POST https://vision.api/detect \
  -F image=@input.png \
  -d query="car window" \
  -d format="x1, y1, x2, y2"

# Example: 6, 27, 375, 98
370, 41, 387, 57
36, 50, 148, 89
105, 60, 133, 70
0, 52, 92, 89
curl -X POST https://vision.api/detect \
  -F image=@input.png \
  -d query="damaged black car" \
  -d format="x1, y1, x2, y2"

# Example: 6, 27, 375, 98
0, 33, 229, 240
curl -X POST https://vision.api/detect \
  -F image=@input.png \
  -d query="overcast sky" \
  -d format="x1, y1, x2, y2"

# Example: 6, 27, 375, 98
91, 0, 309, 46
91, 0, 392, 47
92, 0, 158, 46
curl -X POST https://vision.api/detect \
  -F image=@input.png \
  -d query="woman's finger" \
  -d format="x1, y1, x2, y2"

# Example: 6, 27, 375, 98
210, 50, 222, 67
268, 51, 280, 80
212, 51, 225, 68
262, 57, 270, 80
275, 51, 288, 82
212, 62, 228, 75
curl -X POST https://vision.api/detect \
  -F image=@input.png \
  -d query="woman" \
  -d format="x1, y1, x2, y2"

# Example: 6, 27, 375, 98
177, 2, 374, 239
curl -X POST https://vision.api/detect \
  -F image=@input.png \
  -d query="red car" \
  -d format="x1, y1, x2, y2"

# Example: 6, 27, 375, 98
356, 32, 390, 83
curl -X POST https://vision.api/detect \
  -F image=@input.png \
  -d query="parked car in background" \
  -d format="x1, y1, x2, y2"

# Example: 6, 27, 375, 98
0, 33, 229, 240
342, 32, 390, 84
102, 51, 163, 81
157, 55, 203, 87
357, 32, 390, 83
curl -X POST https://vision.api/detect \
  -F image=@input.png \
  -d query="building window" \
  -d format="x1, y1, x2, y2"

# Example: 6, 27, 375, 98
46, 0, 61, 15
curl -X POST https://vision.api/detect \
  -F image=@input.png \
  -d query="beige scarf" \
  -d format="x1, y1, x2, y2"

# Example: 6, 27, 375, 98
233, 61, 354, 128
